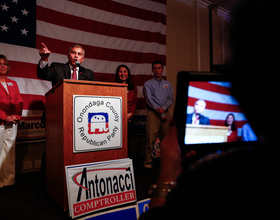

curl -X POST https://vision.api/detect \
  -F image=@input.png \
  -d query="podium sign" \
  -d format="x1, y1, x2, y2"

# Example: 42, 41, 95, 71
65, 159, 136, 218
73, 95, 122, 153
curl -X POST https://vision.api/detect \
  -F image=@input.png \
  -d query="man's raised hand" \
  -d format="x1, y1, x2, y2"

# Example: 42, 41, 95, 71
39, 43, 51, 61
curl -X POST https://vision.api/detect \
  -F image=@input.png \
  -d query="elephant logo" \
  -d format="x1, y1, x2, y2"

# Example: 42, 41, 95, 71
88, 112, 109, 134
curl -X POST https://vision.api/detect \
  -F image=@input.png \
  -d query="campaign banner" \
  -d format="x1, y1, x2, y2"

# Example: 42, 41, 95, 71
16, 116, 45, 140
78, 205, 138, 220
78, 198, 150, 220
73, 95, 122, 153
65, 159, 136, 218
137, 198, 150, 217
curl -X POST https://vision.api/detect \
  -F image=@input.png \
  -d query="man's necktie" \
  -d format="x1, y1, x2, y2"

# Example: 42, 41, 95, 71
194, 115, 199, 125
71, 68, 77, 80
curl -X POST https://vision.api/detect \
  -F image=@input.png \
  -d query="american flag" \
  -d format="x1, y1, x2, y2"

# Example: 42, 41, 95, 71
187, 81, 248, 139
0, 0, 166, 140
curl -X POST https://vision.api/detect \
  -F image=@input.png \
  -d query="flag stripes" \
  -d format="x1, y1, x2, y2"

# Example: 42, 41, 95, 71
1, 0, 166, 139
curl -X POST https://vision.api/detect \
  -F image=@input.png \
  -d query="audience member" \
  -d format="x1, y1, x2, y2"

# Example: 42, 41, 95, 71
0, 54, 23, 188
224, 113, 237, 142
140, 0, 280, 218
186, 99, 210, 125
143, 60, 174, 172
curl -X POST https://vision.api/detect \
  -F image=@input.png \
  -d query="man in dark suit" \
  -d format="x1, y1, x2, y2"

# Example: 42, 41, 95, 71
186, 99, 210, 125
37, 43, 95, 87
36, 43, 95, 200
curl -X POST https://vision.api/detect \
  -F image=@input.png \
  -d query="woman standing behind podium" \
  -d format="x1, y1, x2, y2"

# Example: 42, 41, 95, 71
0, 54, 23, 188
225, 113, 237, 142
114, 65, 137, 156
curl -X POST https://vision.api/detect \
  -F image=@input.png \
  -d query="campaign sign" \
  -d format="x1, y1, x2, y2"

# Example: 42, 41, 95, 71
73, 95, 122, 153
137, 198, 150, 217
78, 205, 138, 220
17, 117, 46, 140
65, 159, 137, 218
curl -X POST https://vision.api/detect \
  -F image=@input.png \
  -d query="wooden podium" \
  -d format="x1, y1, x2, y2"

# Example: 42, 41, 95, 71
185, 124, 228, 144
45, 80, 128, 210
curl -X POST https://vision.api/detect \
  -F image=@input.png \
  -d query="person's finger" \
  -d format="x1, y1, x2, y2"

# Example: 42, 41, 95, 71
41, 42, 47, 49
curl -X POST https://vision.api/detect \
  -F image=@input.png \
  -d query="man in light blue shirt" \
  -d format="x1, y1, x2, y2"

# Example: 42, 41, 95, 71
143, 60, 174, 172
242, 123, 257, 141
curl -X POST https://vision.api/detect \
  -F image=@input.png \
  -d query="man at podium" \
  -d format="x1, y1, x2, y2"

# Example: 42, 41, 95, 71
36, 43, 95, 200
186, 99, 210, 125
37, 43, 95, 87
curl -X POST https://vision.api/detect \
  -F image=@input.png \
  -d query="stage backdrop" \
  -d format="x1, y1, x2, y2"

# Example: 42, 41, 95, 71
0, 0, 166, 141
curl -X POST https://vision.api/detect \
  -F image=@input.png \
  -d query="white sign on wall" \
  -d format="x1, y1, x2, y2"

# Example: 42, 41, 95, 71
65, 159, 136, 218
73, 95, 122, 153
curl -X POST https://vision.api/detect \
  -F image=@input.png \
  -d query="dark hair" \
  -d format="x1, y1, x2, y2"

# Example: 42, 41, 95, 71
0, 54, 10, 73
225, 113, 236, 131
152, 60, 164, 68
114, 64, 134, 90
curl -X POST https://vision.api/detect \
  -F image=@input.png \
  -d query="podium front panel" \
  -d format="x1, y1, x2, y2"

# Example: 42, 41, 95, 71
45, 80, 128, 210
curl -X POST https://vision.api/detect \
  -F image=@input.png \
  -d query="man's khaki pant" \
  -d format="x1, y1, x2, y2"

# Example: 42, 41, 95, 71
144, 109, 170, 168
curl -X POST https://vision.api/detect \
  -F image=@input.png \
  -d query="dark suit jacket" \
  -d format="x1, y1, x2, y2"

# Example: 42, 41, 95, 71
37, 62, 95, 125
186, 113, 211, 125
37, 62, 95, 87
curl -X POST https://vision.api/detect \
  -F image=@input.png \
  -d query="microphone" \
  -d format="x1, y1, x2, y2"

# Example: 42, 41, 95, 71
75, 61, 81, 67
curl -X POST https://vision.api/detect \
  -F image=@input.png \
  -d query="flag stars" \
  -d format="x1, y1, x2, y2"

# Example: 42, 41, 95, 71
21, 28, 28, 35
10, 16, 19, 23
1, 0, 34, 47
1, 24, 9, 32
21, 9, 29, 16
1, 4, 9, 11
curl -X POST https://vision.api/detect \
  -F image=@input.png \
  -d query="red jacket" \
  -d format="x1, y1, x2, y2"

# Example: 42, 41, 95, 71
127, 84, 137, 116
0, 77, 23, 124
